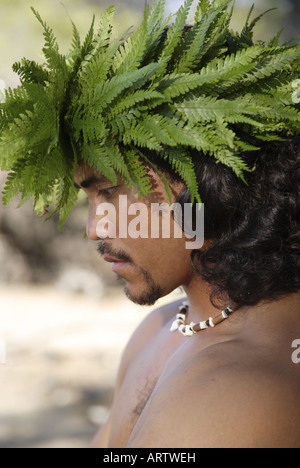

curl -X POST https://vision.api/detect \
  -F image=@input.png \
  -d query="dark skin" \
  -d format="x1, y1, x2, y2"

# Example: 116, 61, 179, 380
75, 162, 300, 448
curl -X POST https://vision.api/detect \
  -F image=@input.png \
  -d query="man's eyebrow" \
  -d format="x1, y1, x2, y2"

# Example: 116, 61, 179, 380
74, 176, 106, 190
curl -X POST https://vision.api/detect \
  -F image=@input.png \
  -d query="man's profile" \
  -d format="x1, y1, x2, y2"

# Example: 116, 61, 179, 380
1, 0, 300, 448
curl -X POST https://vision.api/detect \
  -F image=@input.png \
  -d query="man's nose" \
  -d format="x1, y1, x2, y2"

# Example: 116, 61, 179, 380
86, 201, 116, 241
86, 204, 99, 240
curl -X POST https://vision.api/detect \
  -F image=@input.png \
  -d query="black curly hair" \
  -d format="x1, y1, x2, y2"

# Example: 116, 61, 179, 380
168, 136, 300, 309
135, 22, 300, 310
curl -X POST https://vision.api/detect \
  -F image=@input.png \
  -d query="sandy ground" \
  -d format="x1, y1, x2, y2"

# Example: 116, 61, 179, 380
0, 285, 182, 448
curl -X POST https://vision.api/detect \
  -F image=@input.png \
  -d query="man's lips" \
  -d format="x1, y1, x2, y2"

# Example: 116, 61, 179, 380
102, 254, 125, 264
102, 254, 131, 273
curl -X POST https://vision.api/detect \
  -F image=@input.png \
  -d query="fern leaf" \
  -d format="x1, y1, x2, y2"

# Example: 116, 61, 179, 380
56, 187, 78, 232
215, 147, 252, 181
31, 7, 68, 81
122, 121, 162, 150
79, 38, 121, 86
139, 115, 178, 147
124, 150, 152, 197
160, 0, 194, 64
110, 111, 137, 135
104, 139, 134, 188
173, 95, 257, 123
107, 90, 165, 119
176, 0, 230, 73
141, 0, 173, 65
112, 14, 148, 75
31, 7, 58, 51
12, 59, 49, 85
1, 158, 25, 206
82, 144, 118, 185
240, 6, 276, 46
73, 109, 108, 144
79, 7, 115, 77
0, 111, 36, 169
146, 0, 166, 40
80, 15, 95, 63
71, 20, 81, 51
162, 148, 200, 203
161, 46, 261, 100
194, 0, 211, 23
244, 48, 300, 84
87, 6, 115, 57
267, 29, 284, 48
80, 62, 162, 113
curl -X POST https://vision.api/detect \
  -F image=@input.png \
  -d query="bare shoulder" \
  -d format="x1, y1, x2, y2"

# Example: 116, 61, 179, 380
118, 297, 185, 380
128, 341, 300, 448
90, 297, 185, 448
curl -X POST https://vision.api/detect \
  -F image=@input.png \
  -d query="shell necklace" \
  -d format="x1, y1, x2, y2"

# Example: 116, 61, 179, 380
170, 302, 234, 337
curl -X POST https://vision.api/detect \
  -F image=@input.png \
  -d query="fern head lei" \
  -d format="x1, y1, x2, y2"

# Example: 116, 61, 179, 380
1, 0, 300, 230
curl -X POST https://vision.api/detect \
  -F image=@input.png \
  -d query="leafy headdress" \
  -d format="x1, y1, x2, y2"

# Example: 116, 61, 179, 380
1, 0, 299, 229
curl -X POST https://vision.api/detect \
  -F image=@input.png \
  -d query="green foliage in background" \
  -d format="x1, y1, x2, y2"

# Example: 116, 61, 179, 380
0, 0, 299, 229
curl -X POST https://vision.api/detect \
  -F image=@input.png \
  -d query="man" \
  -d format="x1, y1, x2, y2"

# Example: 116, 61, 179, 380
1, 0, 300, 448
77, 137, 300, 449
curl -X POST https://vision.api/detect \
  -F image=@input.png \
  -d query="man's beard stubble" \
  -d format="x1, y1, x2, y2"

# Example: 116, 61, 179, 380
97, 242, 163, 306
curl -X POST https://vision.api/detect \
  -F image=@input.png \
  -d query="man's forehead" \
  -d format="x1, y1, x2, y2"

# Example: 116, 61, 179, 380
74, 161, 111, 188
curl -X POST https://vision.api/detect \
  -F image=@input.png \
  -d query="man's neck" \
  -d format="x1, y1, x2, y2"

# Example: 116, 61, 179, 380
182, 275, 300, 342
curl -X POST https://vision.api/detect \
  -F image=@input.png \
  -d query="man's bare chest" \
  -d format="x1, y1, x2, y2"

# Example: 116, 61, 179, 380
107, 325, 186, 447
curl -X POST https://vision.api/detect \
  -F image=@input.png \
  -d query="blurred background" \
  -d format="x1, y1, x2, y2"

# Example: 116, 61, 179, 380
0, 0, 299, 448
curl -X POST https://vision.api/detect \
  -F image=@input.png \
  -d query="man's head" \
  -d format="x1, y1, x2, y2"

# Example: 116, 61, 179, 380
74, 162, 196, 306
75, 135, 300, 310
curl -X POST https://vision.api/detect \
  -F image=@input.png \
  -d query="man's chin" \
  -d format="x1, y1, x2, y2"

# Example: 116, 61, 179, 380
117, 275, 164, 306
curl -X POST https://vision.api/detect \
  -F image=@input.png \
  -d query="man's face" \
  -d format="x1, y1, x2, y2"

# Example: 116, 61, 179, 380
74, 162, 195, 306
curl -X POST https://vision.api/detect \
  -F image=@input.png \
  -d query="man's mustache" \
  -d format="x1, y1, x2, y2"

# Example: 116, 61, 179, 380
97, 242, 133, 264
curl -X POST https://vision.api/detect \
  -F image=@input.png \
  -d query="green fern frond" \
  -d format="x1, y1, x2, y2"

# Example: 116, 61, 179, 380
176, 0, 230, 73
162, 148, 200, 203
124, 150, 152, 197
12, 59, 49, 84
2, 158, 26, 206
244, 48, 300, 84
78, 62, 162, 115
161, 46, 261, 100
31, 7, 58, 52
78, 15, 95, 67
71, 20, 81, 52
144, 0, 169, 61
0, 110, 36, 169
73, 109, 108, 144
173, 95, 259, 124
194, 0, 211, 22
107, 90, 165, 118
1, 1, 299, 228
87, 6, 115, 58
31, 7, 68, 81
147, 0, 166, 33
160, 0, 194, 65
123, 120, 162, 150
240, 6, 276, 46
213, 147, 251, 181
82, 144, 118, 185
139, 114, 179, 147
112, 13, 148, 75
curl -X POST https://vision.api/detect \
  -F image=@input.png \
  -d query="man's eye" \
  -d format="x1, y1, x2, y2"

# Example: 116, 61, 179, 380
98, 187, 117, 198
